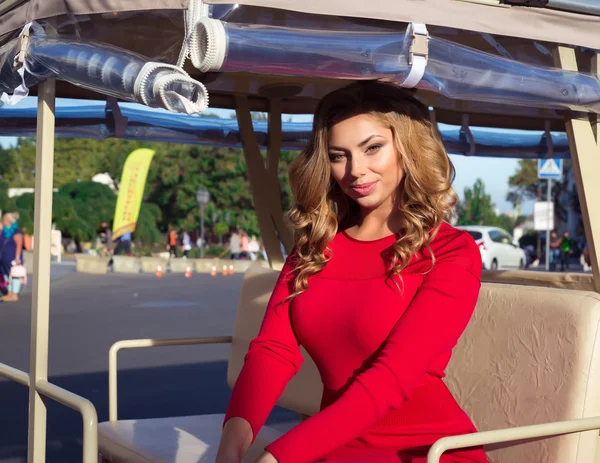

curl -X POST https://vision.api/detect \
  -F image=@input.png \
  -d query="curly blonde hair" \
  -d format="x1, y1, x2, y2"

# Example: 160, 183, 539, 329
287, 82, 457, 298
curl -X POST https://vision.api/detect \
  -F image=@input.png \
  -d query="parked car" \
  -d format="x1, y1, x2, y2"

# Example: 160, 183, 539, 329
457, 225, 527, 270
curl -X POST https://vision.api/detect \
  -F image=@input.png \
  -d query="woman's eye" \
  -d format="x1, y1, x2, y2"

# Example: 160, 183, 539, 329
328, 153, 345, 162
366, 144, 382, 153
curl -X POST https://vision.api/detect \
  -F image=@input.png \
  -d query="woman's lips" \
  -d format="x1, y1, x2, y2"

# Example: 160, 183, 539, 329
349, 181, 377, 196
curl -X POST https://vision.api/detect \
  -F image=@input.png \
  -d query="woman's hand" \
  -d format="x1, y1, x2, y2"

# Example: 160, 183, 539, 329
254, 451, 278, 463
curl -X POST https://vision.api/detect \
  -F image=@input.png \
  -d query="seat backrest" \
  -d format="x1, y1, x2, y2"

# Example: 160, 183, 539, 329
227, 266, 322, 416
228, 267, 600, 463
445, 283, 600, 463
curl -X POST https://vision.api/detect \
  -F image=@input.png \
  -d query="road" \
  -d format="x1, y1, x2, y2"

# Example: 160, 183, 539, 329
0, 270, 295, 463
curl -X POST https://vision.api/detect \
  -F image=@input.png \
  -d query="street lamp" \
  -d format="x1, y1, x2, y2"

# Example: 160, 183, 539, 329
196, 188, 210, 258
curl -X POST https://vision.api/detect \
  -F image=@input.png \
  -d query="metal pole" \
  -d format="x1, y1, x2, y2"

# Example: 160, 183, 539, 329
545, 178, 552, 272
28, 78, 56, 463
200, 204, 205, 258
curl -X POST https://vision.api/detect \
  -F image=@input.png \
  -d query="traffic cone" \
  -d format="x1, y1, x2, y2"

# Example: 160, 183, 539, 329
156, 264, 163, 278
211, 265, 217, 277
222, 264, 228, 276
228, 264, 234, 275
185, 266, 192, 278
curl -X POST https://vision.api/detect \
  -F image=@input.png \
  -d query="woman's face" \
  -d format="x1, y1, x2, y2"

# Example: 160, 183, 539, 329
328, 114, 404, 215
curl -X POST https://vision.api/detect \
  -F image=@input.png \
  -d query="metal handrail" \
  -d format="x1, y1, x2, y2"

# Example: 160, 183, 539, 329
0, 362, 98, 463
108, 336, 233, 421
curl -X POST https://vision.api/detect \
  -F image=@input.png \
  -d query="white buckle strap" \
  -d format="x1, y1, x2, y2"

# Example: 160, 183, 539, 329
399, 23, 429, 89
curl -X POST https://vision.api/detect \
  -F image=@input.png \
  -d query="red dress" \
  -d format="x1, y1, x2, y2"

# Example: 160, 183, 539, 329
225, 223, 489, 463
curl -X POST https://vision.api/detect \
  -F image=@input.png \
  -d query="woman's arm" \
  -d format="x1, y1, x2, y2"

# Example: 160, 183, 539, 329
14, 233, 23, 264
216, 417, 254, 463
218, 253, 303, 461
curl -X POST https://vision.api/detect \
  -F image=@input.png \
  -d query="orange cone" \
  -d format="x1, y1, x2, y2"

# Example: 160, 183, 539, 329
228, 264, 234, 275
210, 265, 217, 277
185, 266, 192, 278
156, 264, 163, 278
222, 264, 228, 276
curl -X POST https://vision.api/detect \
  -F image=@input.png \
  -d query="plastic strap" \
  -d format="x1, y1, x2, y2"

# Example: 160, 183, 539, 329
544, 120, 554, 158
399, 23, 429, 89
461, 114, 476, 156
0, 22, 32, 106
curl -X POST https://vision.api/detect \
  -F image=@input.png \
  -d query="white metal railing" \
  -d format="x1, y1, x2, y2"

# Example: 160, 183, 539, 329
0, 362, 98, 463
427, 415, 600, 463
108, 336, 233, 421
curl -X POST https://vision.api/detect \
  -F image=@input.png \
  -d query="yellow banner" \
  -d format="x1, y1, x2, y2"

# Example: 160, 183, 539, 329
112, 148, 156, 240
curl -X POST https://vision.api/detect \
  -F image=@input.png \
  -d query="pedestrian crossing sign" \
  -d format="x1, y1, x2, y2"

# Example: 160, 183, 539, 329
538, 158, 563, 180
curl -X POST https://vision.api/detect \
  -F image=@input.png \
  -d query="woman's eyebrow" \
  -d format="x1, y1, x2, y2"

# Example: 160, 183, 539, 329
329, 134, 385, 151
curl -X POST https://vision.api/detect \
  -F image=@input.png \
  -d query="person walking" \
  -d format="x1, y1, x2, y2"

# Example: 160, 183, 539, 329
0, 212, 24, 302
560, 231, 573, 271
549, 231, 561, 271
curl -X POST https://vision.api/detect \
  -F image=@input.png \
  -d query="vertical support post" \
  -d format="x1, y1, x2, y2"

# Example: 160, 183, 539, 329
545, 179, 552, 272
591, 55, 600, 147
267, 98, 294, 254
200, 204, 206, 258
28, 78, 56, 463
555, 47, 600, 292
236, 96, 285, 269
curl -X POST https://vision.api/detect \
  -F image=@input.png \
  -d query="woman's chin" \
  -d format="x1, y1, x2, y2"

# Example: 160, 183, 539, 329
353, 195, 384, 210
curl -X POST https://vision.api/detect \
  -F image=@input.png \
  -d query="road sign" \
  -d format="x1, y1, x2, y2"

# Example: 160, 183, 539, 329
534, 201, 554, 231
538, 158, 563, 180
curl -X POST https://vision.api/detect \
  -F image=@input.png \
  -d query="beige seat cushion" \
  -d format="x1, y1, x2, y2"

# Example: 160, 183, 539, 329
446, 283, 600, 463
98, 414, 287, 463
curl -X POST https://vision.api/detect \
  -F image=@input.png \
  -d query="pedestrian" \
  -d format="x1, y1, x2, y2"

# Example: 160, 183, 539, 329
182, 231, 192, 258
98, 222, 113, 257
248, 235, 260, 261
560, 231, 573, 271
114, 231, 132, 256
240, 230, 250, 260
549, 231, 561, 271
167, 227, 177, 257
229, 229, 241, 260
0, 212, 24, 302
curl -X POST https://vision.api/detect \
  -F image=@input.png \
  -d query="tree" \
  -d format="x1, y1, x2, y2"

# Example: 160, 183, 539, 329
12, 181, 162, 245
456, 179, 498, 226
506, 158, 571, 225
4, 136, 296, 243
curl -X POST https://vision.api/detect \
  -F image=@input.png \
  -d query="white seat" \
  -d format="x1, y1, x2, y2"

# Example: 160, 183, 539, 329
99, 414, 285, 463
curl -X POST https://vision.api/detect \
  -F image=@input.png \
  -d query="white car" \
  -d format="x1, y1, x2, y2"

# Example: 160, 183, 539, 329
457, 225, 527, 271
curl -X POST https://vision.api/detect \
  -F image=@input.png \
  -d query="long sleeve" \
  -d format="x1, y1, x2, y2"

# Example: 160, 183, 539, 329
265, 235, 482, 463
223, 254, 304, 441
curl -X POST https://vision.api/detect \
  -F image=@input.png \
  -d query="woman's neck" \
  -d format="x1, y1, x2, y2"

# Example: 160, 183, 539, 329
345, 205, 402, 241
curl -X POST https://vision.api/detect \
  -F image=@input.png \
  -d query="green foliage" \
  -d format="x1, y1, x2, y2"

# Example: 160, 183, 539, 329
506, 158, 572, 224
12, 181, 161, 243
214, 222, 229, 239
457, 178, 515, 233
3, 137, 297, 244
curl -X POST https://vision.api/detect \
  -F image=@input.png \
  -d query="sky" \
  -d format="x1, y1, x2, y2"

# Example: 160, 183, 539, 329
0, 99, 526, 215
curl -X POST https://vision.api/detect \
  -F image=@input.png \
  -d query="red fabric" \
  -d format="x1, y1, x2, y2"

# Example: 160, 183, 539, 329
224, 223, 488, 463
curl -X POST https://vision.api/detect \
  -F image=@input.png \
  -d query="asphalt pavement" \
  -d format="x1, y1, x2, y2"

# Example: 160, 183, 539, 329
0, 270, 295, 463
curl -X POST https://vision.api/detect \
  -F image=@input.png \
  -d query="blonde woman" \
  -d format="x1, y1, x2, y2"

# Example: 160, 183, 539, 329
217, 82, 487, 463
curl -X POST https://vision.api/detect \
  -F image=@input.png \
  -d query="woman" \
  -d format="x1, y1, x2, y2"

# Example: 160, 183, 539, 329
0, 212, 24, 302
217, 82, 487, 463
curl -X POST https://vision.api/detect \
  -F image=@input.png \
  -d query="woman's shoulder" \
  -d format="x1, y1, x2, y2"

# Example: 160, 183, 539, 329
428, 223, 482, 271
